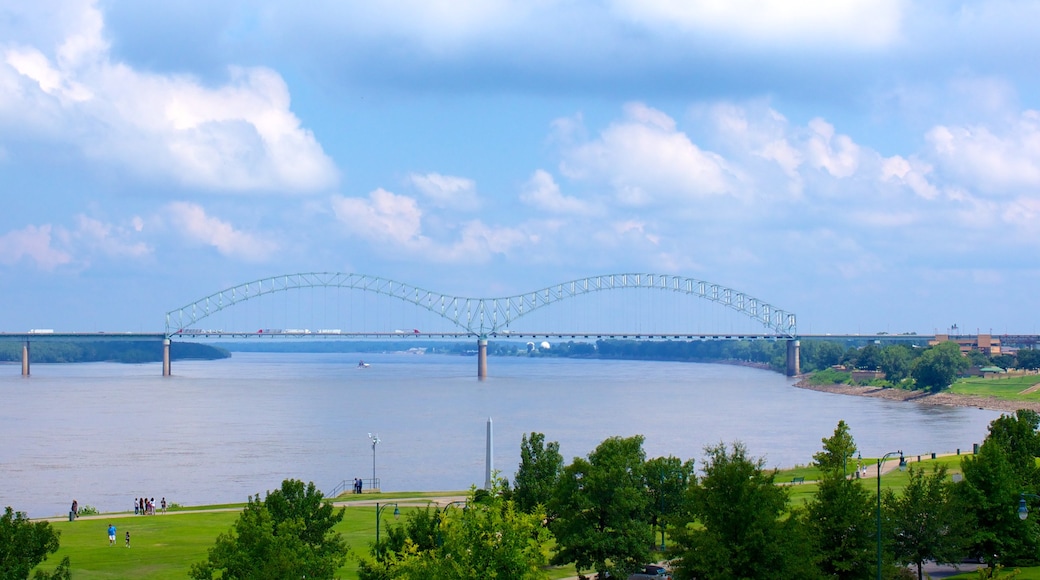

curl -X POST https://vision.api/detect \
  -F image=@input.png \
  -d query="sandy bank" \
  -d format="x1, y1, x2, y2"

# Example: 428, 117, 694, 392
793, 379, 1040, 414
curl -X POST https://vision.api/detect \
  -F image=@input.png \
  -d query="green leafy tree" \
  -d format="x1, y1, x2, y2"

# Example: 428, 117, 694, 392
985, 410, 1040, 484
855, 343, 883, 370
911, 341, 969, 392
549, 435, 652, 579
671, 442, 819, 580
883, 465, 969, 580
0, 507, 70, 580
513, 432, 564, 516
644, 455, 695, 550
805, 422, 874, 579
880, 344, 913, 383
190, 479, 347, 580
1016, 349, 1040, 371
360, 482, 551, 580
813, 420, 858, 476
959, 438, 1040, 567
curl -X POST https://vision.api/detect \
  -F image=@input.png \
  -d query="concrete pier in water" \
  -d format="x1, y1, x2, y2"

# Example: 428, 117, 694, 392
477, 338, 488, 379
162, 339, 171, 376
786, 339, 800, 377
21, 342, 29, 376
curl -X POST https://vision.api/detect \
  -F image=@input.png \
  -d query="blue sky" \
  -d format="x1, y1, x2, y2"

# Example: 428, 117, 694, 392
2, 0, 1039, 334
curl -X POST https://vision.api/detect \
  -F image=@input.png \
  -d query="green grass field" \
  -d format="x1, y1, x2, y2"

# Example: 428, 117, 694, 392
950, 375, 1040, 402
35, 493, 579, 579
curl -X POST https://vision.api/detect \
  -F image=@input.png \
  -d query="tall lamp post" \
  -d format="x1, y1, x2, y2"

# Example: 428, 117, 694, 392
368, 433, 380, 491
1018, 492, 1040, 520
877, 451, 906, 580
375, 502, 400, 558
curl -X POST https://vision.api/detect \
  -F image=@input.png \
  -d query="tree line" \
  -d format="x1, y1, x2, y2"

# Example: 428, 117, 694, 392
0, 341, 229, 364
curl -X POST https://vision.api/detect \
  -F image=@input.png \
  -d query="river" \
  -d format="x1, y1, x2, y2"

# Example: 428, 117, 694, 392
0, 352, 1003, 517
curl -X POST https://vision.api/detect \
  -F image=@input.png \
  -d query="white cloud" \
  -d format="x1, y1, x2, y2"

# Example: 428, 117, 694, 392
331, 189, 533, 263
73, 215, 152, 259
164, 202, 278, 261
608, 0, 903, 49
880, 155, 940, 200
927, 110, 1040, 193
520, 170, 596, 215
408, 172, 479, 210
560, 102, 735, 206
1, 1, 337, 193
805, 118, 860, 178
0, 225, 72, 270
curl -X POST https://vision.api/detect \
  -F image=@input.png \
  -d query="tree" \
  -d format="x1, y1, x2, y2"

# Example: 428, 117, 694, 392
1016, 349, 1040, 371
644, 455, 695, 550
549, 435, 652, 579
805, 422, 875, 579
855, 343, 882, 371
958, 437, 1040, 567
883, 465, 969, 580
0, 507, 70, 580
190, 479, 347, 580
513, 432, 564, 516
985, 410, 1040, 484
805, 473, 875, 579
671, 442, 819, 580
911, 341, 969, 392
360, 482, 551, 580
813, 420, 858, 476
879, 344, 913, 383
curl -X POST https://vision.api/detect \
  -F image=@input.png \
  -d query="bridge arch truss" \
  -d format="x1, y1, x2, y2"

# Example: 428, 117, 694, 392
165, 272, 796, 338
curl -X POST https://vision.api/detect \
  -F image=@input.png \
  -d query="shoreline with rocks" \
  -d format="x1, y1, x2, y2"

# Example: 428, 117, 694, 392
792, 378, 1040, 414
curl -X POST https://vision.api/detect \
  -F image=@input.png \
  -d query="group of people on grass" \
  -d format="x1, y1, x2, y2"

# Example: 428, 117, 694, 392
134, 496, 166, 515
107, 523, 130, 547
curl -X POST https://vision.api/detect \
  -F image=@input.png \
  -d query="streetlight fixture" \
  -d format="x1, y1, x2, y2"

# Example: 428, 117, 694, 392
375, 502, 400, 558
877, 450, 906, 580
368, 433, 380, 491
1018, 493, 1040, 520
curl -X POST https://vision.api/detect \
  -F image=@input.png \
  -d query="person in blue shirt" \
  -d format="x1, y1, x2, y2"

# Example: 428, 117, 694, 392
108, 524, 116, 546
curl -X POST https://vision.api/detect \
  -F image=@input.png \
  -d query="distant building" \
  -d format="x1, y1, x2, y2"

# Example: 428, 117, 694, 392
929, 334, 1002, 356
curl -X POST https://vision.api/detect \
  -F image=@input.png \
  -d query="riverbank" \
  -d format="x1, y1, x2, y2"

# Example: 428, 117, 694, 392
793, 378, 1040, 413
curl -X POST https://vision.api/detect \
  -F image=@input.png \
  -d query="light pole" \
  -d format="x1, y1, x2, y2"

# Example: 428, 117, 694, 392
877, 451, 906, 580
368, 433, 380, 491
1018, 492, 1040, 520
375, 502, 399, 558
659, 472, 666, 551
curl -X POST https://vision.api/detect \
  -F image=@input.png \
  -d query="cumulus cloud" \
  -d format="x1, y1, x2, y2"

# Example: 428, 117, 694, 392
560, 102, 736, 206
805, 118, 861, 179
0, 1, 337, 193
164, 202, 278, 261
331, 189, 533, 263
926, 110, 1040, 193
520, 170, 596, 215
0, 225, 72, 270
0, 215, 150, 270
408, 172, 479, 210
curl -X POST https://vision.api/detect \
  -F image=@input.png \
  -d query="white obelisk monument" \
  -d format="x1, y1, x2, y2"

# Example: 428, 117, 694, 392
485, 417, 494, 490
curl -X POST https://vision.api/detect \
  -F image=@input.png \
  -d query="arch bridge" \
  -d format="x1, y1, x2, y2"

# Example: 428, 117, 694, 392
163, 272, 800, 377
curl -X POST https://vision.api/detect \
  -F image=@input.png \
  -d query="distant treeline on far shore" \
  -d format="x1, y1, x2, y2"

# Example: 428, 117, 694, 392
0, 341, 229, 364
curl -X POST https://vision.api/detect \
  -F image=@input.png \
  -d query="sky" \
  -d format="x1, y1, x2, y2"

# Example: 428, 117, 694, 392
2, 0, 1039, 335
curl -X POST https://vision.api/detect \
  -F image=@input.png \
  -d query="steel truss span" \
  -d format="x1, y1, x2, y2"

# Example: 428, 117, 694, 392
164, 272, 797, 338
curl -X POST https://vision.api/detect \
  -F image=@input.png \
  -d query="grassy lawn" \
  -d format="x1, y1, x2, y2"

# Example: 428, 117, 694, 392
950, 375, 1040, 402
36, 493, 579, 579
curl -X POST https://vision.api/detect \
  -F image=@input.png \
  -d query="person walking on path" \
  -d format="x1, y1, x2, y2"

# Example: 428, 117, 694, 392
107, 524, 116, 546
134, 498, 139, 515
161, 497, 166, 514
71, 499, 78, 518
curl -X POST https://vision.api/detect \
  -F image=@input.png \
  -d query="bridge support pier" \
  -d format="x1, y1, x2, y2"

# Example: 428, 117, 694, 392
786, 339, 800, 377
162, 339, 171, 377
477, 337, 488, 380
21, 341, 29, 376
